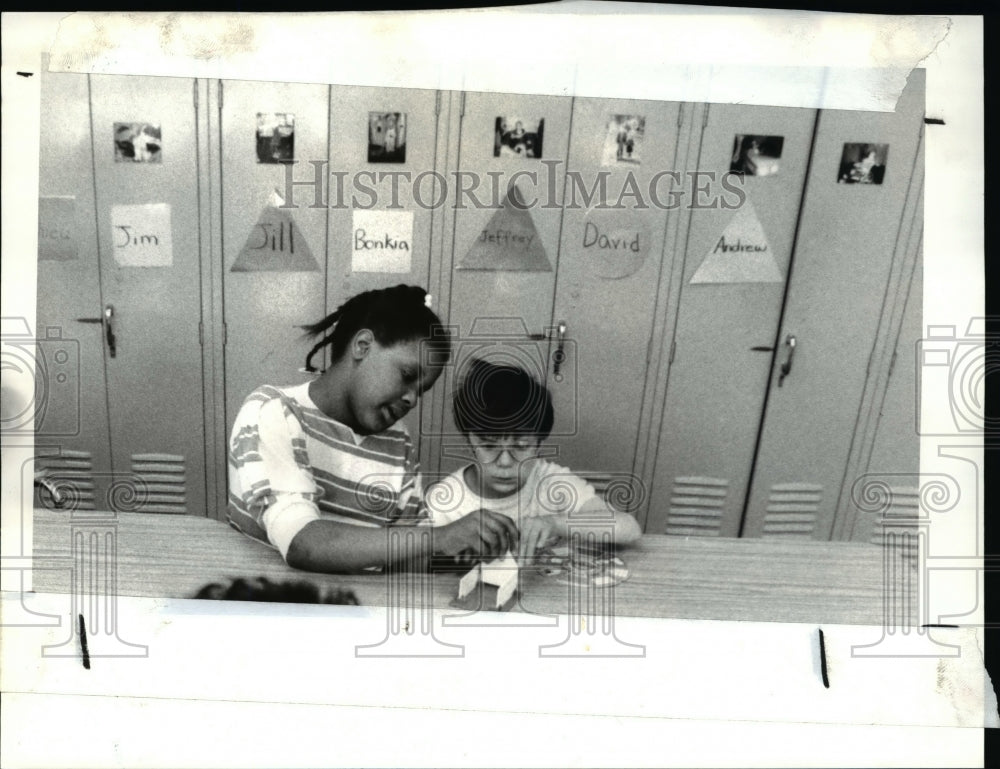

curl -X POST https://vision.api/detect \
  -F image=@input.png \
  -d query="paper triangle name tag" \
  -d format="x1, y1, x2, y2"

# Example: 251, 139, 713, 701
690, 200, 782, 284
458, 184, 551, 272
231, 197, 319, 272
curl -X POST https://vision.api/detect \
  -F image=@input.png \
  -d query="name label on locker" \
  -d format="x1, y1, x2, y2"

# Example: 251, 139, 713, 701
38, 196, 78, 261
352, 210, 413, 273
579, 214, 647, 279
582, 221, 641, 253
691, 201, 782, 284
110, 203, 173, 267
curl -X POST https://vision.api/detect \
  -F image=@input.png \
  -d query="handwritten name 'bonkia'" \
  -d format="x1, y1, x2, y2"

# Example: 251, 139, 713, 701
354, 228, 411, 250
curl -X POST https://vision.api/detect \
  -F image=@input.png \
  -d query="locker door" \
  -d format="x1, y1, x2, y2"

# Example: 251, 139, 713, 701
325, 85, 441, 444
549, 99, 682, 492
34, 69, 113, 510
438, 92, 572, 474
743, 72, 925, 540
646, 104, 818, 536
220, 81, 329, 427
88, 74, 207, 514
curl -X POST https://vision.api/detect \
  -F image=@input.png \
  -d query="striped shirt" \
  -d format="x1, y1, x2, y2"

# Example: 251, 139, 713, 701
227, 383, 425, 559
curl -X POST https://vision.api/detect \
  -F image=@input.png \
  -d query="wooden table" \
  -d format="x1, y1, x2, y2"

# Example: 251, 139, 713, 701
31, 508, 903, 625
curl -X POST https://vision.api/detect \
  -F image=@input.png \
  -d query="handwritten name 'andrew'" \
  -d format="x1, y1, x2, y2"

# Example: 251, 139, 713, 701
713, 236, 767, 253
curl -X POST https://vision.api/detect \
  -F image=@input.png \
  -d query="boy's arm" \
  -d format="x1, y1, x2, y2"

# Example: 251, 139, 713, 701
518, 470, 642, 558
564, 495, 642, 543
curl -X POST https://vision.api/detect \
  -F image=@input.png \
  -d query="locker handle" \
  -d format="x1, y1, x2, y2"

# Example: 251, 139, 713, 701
552, 320, 568, 379
75, 304, 117, 358
777, 333, 796, 387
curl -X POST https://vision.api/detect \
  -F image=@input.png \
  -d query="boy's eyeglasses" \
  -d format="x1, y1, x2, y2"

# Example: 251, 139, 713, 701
470, 437, 539, 463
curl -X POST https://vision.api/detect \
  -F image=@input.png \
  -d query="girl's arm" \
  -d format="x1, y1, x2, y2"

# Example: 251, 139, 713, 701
286, 509, 520, 574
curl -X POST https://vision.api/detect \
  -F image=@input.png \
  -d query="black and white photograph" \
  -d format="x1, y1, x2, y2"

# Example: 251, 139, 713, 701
367, 111, 407, 163
837, 141, 889, 184
602, 114, 645, 166
113, 122, 161, 163
729, 134, 784, 176
494, 116, 544, 158
1, 10, 989, 769
255, 112, 295, 164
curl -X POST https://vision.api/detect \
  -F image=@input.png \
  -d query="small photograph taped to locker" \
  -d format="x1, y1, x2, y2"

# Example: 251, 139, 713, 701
494, 117, 544, 158
602, 115, 645, 166
256, 113, 295, 164
729, 134, 784, 176
114, 123, 162, 163
368, 112, 407, 163
837, 142, 889, 185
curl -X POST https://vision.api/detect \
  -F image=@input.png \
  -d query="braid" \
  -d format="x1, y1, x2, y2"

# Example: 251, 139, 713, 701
300, 285, 451, 373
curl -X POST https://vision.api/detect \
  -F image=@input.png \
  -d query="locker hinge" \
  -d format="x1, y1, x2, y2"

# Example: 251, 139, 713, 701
460, 91, 466, 117
669, 339, 676, 365
222, 321, 228, 347
888, 349, 897, 377
199, 321, 204, 347
435, 90, 442, 116
702, 104, 710, 129
677, 102, 684, 129
218, 80, 223, 110
645, 334, 654, 367
193, 79, 198, 110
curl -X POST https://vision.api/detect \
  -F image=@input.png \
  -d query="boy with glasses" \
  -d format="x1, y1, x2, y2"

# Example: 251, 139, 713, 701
425, 358, 641, 559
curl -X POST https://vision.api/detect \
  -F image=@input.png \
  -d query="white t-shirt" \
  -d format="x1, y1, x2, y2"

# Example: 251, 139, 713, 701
424, 459, 597, 527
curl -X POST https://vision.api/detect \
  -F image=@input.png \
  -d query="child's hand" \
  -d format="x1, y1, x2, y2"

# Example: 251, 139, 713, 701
518, 515, 564, 560
433, 509, 519, 565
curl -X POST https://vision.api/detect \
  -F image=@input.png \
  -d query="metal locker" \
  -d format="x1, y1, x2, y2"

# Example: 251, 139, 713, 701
34, 68, 113, 511
548, 97, 683, 503
743, 71, 926, 540
219, 80, 330, 431
325, 84, 442, 449
87, 73, 206, 515
434, 91, 573, 477
646, 103, 819, 537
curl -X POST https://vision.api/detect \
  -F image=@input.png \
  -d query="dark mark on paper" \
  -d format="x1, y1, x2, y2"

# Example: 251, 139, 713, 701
16, 71, 34, 77
921, 623, 959, 628
818, 628, 829, 688
78, 614, 91, 670
923, 117, 945, 125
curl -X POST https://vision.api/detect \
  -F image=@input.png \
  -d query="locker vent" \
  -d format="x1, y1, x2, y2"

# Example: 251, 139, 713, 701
584, 472, 645, 514
664, 476, 727, 536
868, 485, 920, 563
130, 453, 188, 514
761, 483, 822, 539
36, 450, 95, 511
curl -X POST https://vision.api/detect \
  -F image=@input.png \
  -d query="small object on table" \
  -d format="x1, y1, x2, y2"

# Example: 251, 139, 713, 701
533, 540, 631, 588
450, 551, 519, 612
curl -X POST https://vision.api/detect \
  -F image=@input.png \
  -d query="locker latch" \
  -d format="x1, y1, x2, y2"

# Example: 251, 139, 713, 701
777, 334, 796, 387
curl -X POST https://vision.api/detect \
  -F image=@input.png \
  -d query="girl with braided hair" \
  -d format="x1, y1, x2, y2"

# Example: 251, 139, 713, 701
228, 285, 518, 573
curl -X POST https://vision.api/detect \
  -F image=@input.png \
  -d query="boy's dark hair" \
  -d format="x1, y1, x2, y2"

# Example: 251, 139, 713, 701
194, 576, 360, 606
301, 284, 452, 373
453, 357, 554, 439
